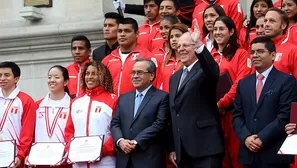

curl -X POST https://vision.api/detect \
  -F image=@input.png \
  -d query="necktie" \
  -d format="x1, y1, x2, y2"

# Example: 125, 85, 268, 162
256, 74, 264, 103
178, 68, 189, 90
134, 93, 143, 117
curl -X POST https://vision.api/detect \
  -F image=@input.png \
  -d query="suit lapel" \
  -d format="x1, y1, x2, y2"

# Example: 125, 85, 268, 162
131, 87, 155, 125
255, 67, 277, 113
129, 91, 136, 122
172, 70, 182, 99
176, 61, 201, 95
250, 74, 257, 111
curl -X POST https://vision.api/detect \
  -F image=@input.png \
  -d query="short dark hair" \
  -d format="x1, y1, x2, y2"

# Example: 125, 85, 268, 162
161, 14, 179, 24
119, 18, 139, 32
250, 36, 276, 53
104, 12, 123, 24
71, 35, 91, 49
144, 0, 161, 7
160, 0, 180, 10
267, 8, 289, 34
135, 58, 156, 81
0, 61, 21, 78
48, 65, 70, 95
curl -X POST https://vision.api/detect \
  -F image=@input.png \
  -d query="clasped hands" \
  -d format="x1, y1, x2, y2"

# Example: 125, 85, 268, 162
245, 135, 263, 152
119, 139, 136, 154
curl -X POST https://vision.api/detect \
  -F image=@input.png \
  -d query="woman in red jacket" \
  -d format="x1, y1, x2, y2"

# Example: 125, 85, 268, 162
283, 0, 297, 45
213, 16, 251, 168
151, 14, 179, 62
239, 0, 273, 50
65, 61, 117, 168
160, 23, 188, 92
201, 4, 226, 52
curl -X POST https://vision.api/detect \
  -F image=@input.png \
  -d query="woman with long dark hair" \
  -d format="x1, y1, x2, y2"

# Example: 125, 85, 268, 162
283, 0, 297, 45
65, 61, 117, 168
33, 65, 71, 167
201, 4, 226, 52
161, 23, 188, 92
239, 0, 273, 50
213, 16, 252, 168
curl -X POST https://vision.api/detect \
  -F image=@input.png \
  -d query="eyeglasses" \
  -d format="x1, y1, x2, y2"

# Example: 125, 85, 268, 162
177, 43, 196, 49
250, 49, 270, 55
130, 70, 151, 76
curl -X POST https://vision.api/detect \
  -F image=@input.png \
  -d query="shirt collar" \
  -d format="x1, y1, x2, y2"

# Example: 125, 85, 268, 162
135, 84, 152, 98
0, 87, 20, 99
39, 92, 71, 108
256, 65, 273, 79
183, 60, 198, 72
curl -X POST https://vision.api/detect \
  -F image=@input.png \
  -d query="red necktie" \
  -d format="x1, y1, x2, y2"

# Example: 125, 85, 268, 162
256, 74, 264, 103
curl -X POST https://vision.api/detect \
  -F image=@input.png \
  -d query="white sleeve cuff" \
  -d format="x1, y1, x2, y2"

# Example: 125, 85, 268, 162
116, 138, 124, 146
195, 45, 205, 54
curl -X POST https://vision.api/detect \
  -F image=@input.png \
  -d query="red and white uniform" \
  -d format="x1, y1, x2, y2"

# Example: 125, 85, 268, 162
251, 35, 297, 79
102, 45, 162, 96
161, 57, 182, 93
239, 27, 257, 51
212, 48, 251, 168
35, 93, 71, 143
192, 0, 243, 35
286, 23, 297, 46
148, 30, 164, 52
0, 87, 36, 161
66, 59, 90, 98
138, 20, 160, 50
152, 44, 168, 64
65, 86, 118, 168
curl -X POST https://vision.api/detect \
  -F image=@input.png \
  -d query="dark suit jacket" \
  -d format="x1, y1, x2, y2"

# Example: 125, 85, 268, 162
169, 47, 224, 162
232, 67, 297, 165
111, 86, 169, 168
92, 42, 118, 62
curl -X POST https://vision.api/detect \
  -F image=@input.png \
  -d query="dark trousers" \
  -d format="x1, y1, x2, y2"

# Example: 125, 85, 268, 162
178, 143, 223, 168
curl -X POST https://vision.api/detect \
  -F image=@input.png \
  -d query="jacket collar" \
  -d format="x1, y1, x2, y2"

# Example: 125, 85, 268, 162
39, 92, 71, 108
272, 35, 287, 46
0, 87, 20, 99
111, 45, 144, 57
73, 58, 90, 70
85, 86, 105, 97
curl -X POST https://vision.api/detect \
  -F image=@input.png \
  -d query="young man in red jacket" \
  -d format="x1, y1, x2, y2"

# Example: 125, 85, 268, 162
66, 35, 91, 99
102, 18, 161, 96
138, 0, 161, 49
192, 0, 243, 35
262, 8, 297, 79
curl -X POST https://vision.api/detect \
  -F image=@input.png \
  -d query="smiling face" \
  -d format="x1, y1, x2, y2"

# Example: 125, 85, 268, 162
131, 61, 154, 91
177, 33, 197, 66
250, 42, 275, 73
160, 19, 173, 41
282, 0, 297, 19
159, 0, 177, 18
169, 28, 183, 50
253, 1, 269, 19
47, 67, 68, 94
84, 65, 100, 90
213, 20, 234, 47
203, 7, 220, 32
256, 16, 265, 36
0, 68, 19, 91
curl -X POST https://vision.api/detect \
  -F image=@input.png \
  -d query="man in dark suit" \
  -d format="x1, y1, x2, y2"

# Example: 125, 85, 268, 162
232, 36, 297, 168
111, 58, 169, 168
168, 20, 224, 168
92, 12, 122, 62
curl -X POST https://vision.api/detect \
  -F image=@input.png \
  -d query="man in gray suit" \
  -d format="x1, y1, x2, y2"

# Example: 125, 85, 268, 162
111, 58, 169, 168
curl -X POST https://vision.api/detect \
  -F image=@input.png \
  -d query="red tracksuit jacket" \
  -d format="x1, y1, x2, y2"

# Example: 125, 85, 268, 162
66, 59, 90, 98
192, 0, 243, 35
239, 27, 257, 51
138, 20, 160, 50
161, 57, 182, 93
212, 48, 251, 109
102, 45, 162, 96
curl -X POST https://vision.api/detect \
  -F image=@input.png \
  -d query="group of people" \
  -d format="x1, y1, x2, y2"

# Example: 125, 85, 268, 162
2, 0, 297, 168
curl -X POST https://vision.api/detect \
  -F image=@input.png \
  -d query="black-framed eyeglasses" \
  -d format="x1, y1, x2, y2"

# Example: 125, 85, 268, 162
130, 70, 152, 76
250, 49, 270, 55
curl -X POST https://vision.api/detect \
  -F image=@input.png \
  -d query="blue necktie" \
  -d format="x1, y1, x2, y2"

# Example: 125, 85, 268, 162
134, 93, 143, 117
178, 68, 189, 90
